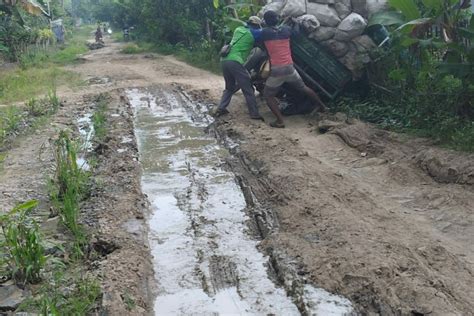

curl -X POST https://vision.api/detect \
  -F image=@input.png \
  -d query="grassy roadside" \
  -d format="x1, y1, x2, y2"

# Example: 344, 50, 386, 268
0, 25, 94, 105
120, 41, 221, 74
332, 95, 474, 153
1, 96, 110, 314
0, 90, 59, 147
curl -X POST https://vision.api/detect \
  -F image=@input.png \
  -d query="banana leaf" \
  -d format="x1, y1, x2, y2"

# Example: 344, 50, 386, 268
388, 0, 421, 20
369, 11, 405, 26
20, 0, 48, 16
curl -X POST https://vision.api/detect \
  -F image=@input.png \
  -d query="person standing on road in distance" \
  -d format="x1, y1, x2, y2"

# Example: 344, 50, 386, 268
215, 16, 264, 120
261, 10, 327, 128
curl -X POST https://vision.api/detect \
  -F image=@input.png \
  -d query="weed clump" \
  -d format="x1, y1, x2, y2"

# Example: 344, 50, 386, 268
92, 96, 108, 141
121, 43, 148, 54
0, 201, 46, 285
0, 106, 24, 145
50, 131, 90, 257
19, 272, 101, 315
26, 89, 60, 117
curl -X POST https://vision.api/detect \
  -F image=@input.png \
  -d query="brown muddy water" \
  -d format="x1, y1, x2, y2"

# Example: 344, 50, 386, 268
128, 87, 354, 315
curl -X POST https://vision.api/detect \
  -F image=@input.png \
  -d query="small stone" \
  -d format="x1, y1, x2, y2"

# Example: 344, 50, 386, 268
0, 285, 29, 312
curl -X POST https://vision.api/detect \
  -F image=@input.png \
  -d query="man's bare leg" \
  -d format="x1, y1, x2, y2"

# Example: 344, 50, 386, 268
303, 86, 327, 112
266, 96, 285, 128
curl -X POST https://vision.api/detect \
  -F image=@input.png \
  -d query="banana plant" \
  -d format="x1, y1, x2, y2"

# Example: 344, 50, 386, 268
369, 0, 474, 73
0, 0, 50, 24
369, 0, 472, 46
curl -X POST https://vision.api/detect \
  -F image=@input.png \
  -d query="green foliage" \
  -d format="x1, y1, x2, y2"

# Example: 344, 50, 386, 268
0, 200, 46, 285
26, 89, 60, 117
364, 0, 474, 151
18, 25, 92, 68
92, 97, 107, 141
83, 0, 262, 73
0, 105, 24, 145
20, 272, 101, 315
0, 24, 90, 105
121, 43, 148, 54
50, 131, 89, 257
122, 290, 136, 311
0, 61, 81, 105
334, 83, 474, 151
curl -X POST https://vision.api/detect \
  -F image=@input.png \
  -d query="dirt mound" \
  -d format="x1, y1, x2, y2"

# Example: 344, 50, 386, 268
416, 149, 474, 185
212, 108, 474, 315
326, 119, 474, 185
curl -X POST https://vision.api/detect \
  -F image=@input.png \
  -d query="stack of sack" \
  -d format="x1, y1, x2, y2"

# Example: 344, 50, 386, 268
261, 0, 388, 79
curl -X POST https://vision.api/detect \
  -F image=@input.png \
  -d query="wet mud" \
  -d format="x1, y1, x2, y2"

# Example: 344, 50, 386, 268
128, 87, 354, 315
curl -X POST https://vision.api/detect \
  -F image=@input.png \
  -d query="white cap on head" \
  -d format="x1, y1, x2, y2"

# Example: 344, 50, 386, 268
247, 16, 262, 27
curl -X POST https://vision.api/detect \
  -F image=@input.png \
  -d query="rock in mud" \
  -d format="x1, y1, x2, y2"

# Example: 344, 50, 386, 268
0, 284, 29, 312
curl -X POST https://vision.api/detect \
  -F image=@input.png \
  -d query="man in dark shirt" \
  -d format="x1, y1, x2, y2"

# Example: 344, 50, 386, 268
261, 10, 326, 128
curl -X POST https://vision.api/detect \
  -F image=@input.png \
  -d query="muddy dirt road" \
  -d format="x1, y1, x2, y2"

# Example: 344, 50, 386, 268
2, 38, 473, 315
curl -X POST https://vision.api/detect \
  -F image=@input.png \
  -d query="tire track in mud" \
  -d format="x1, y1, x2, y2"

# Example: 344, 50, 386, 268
127, 86, 354, 315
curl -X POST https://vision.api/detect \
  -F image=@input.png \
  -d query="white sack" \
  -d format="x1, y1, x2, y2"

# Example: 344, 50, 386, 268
307, 2, 341, 27
294, 14, 321, 33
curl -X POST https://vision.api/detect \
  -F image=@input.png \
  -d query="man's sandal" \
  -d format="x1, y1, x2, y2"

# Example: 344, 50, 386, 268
270, 121, 285, 128
250, 115, 265, 121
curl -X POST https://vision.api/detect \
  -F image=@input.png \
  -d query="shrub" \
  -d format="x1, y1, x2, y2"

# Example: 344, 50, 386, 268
0, 201, 46, 284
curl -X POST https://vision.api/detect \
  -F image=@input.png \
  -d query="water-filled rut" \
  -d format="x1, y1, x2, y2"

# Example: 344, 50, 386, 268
127, 87, 353, 315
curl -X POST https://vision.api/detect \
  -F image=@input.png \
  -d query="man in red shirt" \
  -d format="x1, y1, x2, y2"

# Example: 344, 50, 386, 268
261, 10, 326, 128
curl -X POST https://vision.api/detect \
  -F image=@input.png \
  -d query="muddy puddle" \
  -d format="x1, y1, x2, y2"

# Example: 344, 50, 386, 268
127, 88, 353, 315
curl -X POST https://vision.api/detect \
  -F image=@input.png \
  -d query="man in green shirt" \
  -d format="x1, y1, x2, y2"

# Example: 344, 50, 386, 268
215, 16, 263, 120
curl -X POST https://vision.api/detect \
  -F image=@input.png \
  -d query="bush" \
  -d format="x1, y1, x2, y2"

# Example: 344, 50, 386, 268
0, 201, 46, 284
50, 131, 90, 256
121, 43, 146, 54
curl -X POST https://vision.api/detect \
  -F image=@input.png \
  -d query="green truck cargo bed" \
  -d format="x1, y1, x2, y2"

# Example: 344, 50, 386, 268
291, 34, 352, 99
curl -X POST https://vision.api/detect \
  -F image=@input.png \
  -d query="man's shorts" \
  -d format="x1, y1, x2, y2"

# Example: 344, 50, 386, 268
263, 67, 306, 97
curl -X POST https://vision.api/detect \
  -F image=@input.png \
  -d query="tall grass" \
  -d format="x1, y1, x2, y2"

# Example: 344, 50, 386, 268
50, 131, 89, 256
92, 97, 108, 141
0, 201, 46, 285
1, 89, 60, 148
0, 25, 93, 104
0, 105, 25, 145
19, 272, 101, 315
0, 65, 80, 104
26, 89, 61, 117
